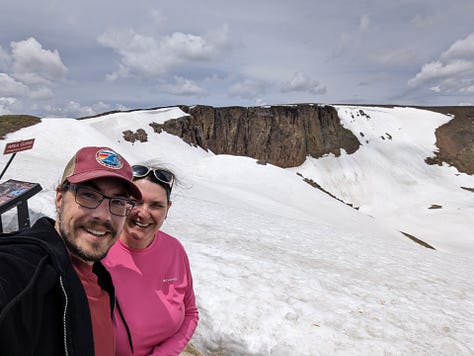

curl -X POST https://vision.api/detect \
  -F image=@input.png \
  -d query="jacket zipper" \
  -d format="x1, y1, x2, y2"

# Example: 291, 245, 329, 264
59, 276, 70, 356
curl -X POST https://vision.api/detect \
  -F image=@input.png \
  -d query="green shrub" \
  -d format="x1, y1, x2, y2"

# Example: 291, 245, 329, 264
0, 115, 41, 139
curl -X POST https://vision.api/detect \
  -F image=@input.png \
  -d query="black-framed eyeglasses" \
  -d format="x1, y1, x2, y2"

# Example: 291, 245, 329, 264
131, 165, 175, 189
67, 183, 135, 217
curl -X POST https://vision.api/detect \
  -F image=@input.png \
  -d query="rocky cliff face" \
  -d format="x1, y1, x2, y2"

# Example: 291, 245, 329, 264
423, 106, 474, 175
150, 104, 360, 168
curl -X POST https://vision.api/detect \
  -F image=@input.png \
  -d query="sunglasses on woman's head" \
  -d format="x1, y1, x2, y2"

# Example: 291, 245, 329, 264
131, 165, 175, 189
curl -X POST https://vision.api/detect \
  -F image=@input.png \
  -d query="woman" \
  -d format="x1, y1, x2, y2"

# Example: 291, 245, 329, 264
104, 164, 199, 356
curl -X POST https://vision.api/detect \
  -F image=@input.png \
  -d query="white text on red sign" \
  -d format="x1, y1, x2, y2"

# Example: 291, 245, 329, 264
3, 139, 36, 154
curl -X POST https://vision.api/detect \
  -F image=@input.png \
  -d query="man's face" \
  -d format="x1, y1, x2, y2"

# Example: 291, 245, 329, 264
55, 177, 129, 264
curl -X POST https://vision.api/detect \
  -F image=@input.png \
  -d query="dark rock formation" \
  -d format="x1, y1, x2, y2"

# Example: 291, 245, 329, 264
150, 104, 360, 168
123, 128, 148, 143
422, 106, 474, 175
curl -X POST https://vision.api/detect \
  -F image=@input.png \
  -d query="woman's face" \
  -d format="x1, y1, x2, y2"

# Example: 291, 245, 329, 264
120, 178, 172, 249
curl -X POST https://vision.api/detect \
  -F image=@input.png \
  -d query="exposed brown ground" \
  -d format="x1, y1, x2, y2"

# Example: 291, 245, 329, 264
421, 106, 474, 175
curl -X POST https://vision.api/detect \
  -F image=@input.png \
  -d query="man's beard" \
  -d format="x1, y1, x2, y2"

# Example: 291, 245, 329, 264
57, 204, 117, 263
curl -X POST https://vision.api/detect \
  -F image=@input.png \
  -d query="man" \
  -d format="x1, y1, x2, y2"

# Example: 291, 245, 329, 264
0, 146, 141, 355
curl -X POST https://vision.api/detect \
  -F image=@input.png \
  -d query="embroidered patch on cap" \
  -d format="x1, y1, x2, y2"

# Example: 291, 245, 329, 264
96, 149, 123, 169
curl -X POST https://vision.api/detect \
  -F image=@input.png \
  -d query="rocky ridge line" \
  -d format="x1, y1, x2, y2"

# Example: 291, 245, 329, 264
149, 104, 360, 168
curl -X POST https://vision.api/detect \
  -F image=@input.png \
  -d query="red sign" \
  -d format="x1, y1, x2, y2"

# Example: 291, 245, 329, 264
3, 139, 35, 154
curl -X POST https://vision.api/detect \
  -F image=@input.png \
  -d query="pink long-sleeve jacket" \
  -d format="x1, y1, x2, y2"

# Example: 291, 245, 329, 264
104, 230, 199, 356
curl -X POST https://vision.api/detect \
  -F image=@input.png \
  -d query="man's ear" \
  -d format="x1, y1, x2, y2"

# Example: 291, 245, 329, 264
55, 190, 63, 212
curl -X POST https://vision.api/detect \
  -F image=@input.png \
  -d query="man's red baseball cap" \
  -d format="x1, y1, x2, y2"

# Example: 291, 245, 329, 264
60, 146, 141, 200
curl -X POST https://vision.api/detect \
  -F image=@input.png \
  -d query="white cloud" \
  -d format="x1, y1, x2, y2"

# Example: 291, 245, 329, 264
10, 37, 67, 85
63, 101, 98, 117
0, 73, 54, 100
98, 26, 231, 80
162, 33, 217, 60
91, 101, 112, 113
28, 86, 54, 100
0, 73, 29, 96
408, 33, 474, 94
228, 79, 266, 100
441, 32, 474, 61
0, 97, 16, 115
41, 100, 113, 118
281, 71, 326, 95
0, 38, 68, 107
163, 76, 206, 96
13, 72, 54, 86
409, 59, 473, 86
0, 46, 11, 71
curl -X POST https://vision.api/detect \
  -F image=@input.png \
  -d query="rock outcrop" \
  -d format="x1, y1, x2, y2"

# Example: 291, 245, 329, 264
423, 106, 474, 175
150, 104, 360, 168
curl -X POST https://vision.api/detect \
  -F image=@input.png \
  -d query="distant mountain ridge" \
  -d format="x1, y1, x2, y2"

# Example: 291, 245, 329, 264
1, 104, 471, 175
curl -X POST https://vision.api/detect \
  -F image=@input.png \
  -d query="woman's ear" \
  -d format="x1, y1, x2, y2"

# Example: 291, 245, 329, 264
164, 200, 172, 219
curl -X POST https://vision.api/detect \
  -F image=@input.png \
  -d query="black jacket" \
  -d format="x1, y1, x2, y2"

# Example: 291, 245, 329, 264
0, 217, 115, 356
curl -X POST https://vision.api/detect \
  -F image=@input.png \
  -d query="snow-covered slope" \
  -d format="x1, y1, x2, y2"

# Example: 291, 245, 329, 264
289, 106, 474, 257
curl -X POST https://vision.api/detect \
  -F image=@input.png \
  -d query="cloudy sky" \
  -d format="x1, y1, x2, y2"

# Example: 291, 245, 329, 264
1, 0, 473, 118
